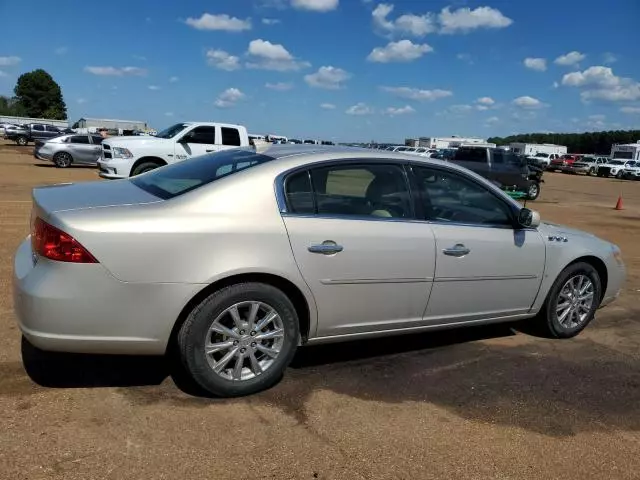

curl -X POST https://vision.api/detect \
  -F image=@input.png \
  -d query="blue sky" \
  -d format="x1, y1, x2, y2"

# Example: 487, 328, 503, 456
1, 0, 639, 142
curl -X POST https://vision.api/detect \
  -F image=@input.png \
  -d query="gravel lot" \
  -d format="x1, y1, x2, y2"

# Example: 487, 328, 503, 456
1, 141, 639, 480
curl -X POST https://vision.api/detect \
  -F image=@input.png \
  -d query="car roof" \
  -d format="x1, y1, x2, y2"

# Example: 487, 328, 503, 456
182, 122, 245, 129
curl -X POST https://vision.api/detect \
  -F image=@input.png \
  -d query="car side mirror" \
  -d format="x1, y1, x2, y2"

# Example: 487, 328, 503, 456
518, 208, 541, 228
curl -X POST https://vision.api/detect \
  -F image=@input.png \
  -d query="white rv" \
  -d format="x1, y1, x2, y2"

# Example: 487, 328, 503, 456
611, 142, 640, 161
510, 143, 567, 156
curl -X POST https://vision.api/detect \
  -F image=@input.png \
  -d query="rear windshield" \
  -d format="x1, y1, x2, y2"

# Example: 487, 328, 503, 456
131, 149, 274, 199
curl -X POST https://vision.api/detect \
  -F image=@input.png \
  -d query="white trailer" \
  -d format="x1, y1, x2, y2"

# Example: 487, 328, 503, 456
509, 143, 567, 156
611, 143, 640, 161
418, 136, 487, 149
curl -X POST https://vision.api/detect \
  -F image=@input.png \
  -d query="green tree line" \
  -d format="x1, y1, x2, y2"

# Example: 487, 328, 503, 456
0, 69, 67, 120
488, 131, 640, 155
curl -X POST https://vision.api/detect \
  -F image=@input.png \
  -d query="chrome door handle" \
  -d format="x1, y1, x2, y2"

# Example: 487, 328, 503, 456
308, 241, 343, 255
443, 244, 470, 257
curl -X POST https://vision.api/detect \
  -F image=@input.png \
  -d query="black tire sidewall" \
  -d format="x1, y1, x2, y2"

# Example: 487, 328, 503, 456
178, 283, 300, 397
527, 182, 540, 200
544, 262, 601, 338
132, 162, 159, 176
54, 153, 71, 167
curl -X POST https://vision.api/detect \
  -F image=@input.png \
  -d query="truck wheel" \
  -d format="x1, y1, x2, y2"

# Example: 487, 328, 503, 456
131, 161, 161, 176
527, 182, 540, 200
615, 171, 624, 179
16, 136, 28, 146
588, 167, 596, 176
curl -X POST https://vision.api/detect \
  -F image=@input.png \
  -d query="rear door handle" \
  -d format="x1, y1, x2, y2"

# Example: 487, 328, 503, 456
308, 241, 343, 255
443, 244, 470, 257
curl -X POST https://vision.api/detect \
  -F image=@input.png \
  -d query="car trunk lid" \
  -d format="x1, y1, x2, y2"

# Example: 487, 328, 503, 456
32, 180, 162, 216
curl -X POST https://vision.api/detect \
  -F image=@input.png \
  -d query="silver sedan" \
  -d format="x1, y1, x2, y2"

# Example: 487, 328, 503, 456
14, 145, 625, 397
34, 134, 104, 167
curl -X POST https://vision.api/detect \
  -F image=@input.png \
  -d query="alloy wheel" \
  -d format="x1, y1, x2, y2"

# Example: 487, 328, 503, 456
204, 301, 285, 381
555, 275, 595, 329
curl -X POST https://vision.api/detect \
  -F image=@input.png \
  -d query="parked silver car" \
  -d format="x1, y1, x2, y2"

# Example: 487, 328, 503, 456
14, 146, 625, 397
34, 134, 104, 167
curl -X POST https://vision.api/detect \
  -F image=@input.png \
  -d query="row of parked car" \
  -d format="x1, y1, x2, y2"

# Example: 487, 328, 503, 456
527, 152, 640, 180
1, 122, 74, 146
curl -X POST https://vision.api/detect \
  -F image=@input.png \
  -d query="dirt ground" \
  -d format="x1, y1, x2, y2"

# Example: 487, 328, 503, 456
0, 140, 639, 480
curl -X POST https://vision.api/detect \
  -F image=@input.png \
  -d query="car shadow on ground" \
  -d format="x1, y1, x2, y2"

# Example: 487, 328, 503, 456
18, 323, 516, 392
32, 163, 96, 169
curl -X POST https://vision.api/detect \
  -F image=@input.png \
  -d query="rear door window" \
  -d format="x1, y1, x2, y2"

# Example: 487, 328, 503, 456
32, 124, 44, 131
221, 127, 241, 146
69, 135, 90, 144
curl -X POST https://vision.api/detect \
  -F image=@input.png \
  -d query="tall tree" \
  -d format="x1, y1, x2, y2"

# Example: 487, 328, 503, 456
13, 69, 67, 120
0, 95, 27, 116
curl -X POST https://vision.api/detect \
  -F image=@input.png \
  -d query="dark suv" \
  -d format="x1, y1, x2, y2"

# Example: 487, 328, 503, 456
5, 123, 67, 146
450, 146, 543, 200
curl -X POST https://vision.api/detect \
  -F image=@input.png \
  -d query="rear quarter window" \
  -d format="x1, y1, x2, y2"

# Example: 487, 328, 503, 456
221, 127, 241, 146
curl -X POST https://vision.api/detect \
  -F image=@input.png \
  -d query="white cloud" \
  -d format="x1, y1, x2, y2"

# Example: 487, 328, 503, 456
148, 85, 161, 91
385, 105, 415, 116
262, 18, 281, 24
381, 86, 452, 101
165, 112, 174, 117
524, 57, 546, 71
588, 114, 605, 121
291, 0, 339, 11
552, 81, 559, 88
447, 104, 474, 114
169, 76, 179, 83
304, 66, 351, 89
476, 96, 495, 106
346, 102, 374, 115
367, 40, 432, 63
0, 56, 21, 66
512, 96, 546, 109
214, 87, 246, 108
562, 66, 640, 102
84, 66, 147, 76
456, 53, 473, 64
206, 49, 241, 71
55, 47, 68, 55
320, 103, 336, 109
485, 116, 500, 125
185, 13, 251, 31
0, 71, 7, 77
372, 4, 436, 37
621, 106, 640, 114
438, 6, 512, 34
246, 39, 310, 71
265, 81, 293, 91
603, 52, 618, 65
76, 98, 87, 104
554, 51, 585, 66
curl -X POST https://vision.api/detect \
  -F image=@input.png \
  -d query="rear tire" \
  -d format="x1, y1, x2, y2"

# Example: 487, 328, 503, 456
537, 262, 601, 338
177, 283, 300, 397
616, 171, 624, 179
131, 161, 161, 176
526, 181, 540, 200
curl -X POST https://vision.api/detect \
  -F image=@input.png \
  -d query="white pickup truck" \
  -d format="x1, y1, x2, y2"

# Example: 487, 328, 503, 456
98, 122, 249, 179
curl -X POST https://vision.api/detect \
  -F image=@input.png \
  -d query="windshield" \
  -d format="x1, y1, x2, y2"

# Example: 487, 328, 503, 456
608, 160, 625, 165
155, 123, 189, 139
131, 149, 274, 199
535, 153, 549, 157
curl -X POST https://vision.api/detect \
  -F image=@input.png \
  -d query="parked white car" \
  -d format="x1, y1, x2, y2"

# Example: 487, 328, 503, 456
98, 122, 250, 179
596, 159, 636, 178
622, 161, 640, 180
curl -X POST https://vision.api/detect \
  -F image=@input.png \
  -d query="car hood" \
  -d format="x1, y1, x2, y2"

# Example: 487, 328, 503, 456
103, 136, 171, 149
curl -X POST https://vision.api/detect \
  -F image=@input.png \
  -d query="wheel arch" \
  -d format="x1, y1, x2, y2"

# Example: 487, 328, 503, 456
566, 255, 608, 301
167, 272, 313, 355
130, 156, 167, 176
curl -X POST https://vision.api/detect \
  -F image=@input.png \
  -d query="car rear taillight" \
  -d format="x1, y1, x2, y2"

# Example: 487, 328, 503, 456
31, 217, 98, 263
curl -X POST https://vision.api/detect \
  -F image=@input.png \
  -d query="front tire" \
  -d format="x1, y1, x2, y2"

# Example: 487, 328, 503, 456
538, 262, 601, 338
526, 181, 540, 200
53, 152, 72, 168
616, 171, 624, 179
177, 283, 300, 397
131, 161, 161, 176
588, 167, 596, 176
16, 136, 28, 146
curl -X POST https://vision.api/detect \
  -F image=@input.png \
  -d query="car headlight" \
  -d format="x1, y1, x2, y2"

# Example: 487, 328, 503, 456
612, 245, 624, 267
112, 147, 133, 159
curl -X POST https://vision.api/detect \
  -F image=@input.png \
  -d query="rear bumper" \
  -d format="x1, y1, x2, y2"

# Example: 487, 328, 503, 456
13, 237, 202, 355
